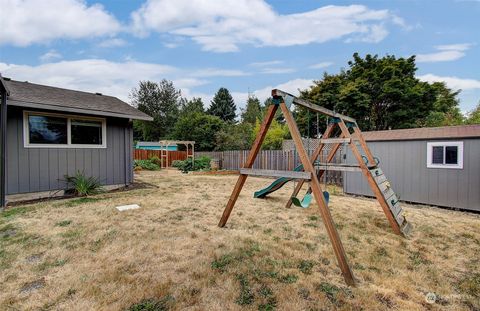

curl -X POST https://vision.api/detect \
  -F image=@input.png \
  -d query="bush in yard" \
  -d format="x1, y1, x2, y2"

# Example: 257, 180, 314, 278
172, 156, 211, 173
64, 171, 104, 196
134, 159, 160, 171
149, 156, 162, 167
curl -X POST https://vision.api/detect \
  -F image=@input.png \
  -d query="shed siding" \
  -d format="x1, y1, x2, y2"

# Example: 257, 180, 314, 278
6, 106, 133, 195
344, 139, 480, 212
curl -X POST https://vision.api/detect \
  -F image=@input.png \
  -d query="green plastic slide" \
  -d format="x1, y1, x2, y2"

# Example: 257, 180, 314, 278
253, 164, 304, 198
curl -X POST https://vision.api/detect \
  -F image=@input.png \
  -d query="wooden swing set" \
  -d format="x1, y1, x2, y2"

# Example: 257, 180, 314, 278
218, 89, 412, 286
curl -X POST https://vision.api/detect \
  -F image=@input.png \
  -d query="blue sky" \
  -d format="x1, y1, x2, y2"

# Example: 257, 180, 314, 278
1, 0, 479, 114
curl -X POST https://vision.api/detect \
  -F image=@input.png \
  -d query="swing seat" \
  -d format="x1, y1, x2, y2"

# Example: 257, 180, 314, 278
291, 191, 329, 208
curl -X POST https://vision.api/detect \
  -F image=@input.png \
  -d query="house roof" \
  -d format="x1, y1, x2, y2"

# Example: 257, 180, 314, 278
362, 124, 480, 141
2, 78, 153, 121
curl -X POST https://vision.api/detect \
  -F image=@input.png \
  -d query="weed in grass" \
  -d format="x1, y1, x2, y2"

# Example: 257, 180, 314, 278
348, 234, 360, 243
1, 206, 33, 219
297, 260, 315, 275
308, 215, 319, 222
409, 251, 431, 267
304, 222, 319, 228
258, 284, 277, 311
375, 293, 396, 309
127, 295, 175, 311
278, 273, 298, 284
316, 282, 340, 303
456, 273, 480, 298
65, 197, 103, 207
38, 258, 67, 272
298, 288, 310, 300
236, 274, 254, 306
353, 263, 365, 270
0, 223, 17, 239
263, 228, 273, 235
61, 229, 82, 240
211, 254, 234, 273
55, 220, 72, 227
375, 246, 389, 258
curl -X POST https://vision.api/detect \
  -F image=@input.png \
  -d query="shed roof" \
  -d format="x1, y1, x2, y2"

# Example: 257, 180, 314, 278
2, 78, 153, 121
362, 124, 480, 141
136, 142, 177, 147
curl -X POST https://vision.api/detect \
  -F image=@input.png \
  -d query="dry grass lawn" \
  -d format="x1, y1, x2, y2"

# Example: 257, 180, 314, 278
1, 170, 479, 310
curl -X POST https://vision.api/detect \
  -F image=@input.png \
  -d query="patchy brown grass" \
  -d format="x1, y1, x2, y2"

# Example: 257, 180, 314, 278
0, 169, 479, 310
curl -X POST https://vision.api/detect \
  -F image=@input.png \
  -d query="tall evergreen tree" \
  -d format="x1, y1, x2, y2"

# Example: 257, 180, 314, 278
180, 97, 205, 116
241, 95, 262, 124
130, 80, 181, 140
208, 87, 236, 122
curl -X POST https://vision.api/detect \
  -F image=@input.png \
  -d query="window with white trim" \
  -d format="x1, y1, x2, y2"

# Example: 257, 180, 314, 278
24, 111, 106, 148
426, 141, 463, 169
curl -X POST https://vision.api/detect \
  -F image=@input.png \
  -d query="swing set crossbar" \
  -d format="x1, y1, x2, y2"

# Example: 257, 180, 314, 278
272, 89, 356, 123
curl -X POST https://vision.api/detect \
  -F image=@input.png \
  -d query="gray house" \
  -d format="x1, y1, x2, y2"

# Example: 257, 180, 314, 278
0, 76, 152, 206
344, 125, 480, 212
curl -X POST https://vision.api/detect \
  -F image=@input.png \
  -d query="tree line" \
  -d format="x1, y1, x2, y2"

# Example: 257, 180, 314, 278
131, 53, 480, 151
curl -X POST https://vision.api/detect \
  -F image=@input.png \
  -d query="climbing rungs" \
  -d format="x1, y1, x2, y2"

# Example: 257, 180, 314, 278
239, 168, 311, 180
315, 163, 362, 172
400, 221, 412, 236
369, 168, 384, 177
374, 174, 387, 184
319, 138, 351, 144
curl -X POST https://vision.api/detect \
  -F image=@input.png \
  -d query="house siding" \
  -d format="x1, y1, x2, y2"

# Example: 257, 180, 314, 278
344, 139, 480, 212
6, 106, 133, 195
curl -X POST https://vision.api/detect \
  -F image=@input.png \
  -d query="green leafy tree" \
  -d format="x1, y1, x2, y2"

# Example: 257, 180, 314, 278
130, 80, 181, 140
252, 119, 290, 150
241, 95, 262, 125
171, 112, 224, 151
215, 123, 254, 150
466, 102, 480, 124
208, 87, 236, 122
299, 53, 463, 133
180, 97, 205, 116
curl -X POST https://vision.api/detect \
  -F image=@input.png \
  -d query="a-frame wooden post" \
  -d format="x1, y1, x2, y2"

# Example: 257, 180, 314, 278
218, 104, 278, 227
337, 120, 402, 235
279, 102, 356, 286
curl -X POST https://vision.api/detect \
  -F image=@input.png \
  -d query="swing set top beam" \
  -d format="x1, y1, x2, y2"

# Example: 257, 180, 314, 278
272, 89, 356, 123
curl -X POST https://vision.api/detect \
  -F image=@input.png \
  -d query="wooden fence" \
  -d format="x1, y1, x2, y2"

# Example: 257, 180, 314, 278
196, 148, 344, 185
133, 149, 191, 167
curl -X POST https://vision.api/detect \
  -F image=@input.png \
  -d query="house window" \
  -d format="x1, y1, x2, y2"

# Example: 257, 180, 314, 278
24, 111, 106, 148
426, 141, 463, 169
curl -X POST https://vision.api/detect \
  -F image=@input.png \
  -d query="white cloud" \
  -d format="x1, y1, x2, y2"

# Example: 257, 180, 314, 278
416, 43, 472, 62
309, 62, 334, 69
249, 60, 284, 67
39, 50, 62, 62
260, 68, 296, 74
131, 1, 404, 52
189, 68, 249, 77
98, 38, 128, 48
418, 74, 480, 90
231, 78, 313, 109
0, 59, 176, 102
0, 59, 248, 104
0, 0, 121, 46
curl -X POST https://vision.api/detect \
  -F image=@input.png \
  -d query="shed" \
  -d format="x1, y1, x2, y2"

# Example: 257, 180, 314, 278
0, 76, 153, 206
344, 125, 480, 212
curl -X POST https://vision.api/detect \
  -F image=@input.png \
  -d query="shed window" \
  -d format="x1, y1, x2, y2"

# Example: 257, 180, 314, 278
426, 142, 463, 169
71, 119, 103, 145
24, 111, 106, 148
28, 115, 68, 144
